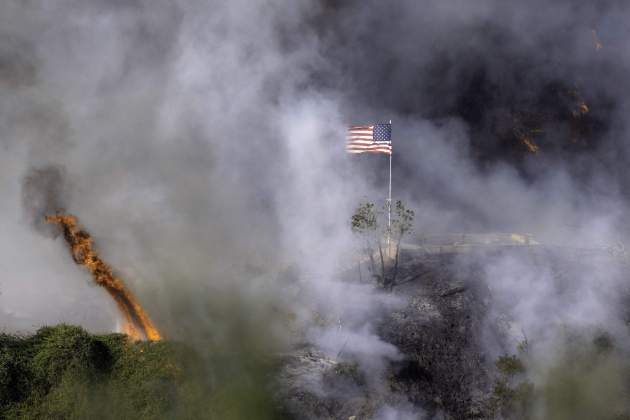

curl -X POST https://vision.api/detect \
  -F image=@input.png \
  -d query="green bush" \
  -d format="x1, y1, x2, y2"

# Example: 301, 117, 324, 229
29, 325, 111, 390
0, 325, 286, 420
496, 355, 526, 376
491, 332, 630, 420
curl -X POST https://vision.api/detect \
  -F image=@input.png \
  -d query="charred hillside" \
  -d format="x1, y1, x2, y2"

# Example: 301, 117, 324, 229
279, 245, 630, 419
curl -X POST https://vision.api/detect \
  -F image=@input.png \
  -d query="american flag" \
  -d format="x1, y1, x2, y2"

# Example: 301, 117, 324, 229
346, 123, 392, 155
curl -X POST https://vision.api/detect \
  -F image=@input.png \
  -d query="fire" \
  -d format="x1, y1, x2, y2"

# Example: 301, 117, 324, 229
577, 101, 589, 115
521, 136, 540, 154
591, 29, 603, 51
581, 102, 589, 113
46, 214, 162, 341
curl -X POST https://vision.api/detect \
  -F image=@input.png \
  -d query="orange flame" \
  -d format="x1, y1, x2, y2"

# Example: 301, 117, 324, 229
577, 101, 589, 116
521, 136, 540, 154
592, 29, 603, 51
46, 214, 161, 341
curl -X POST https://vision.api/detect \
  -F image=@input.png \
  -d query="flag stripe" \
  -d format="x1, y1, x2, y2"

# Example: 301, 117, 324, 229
347, 148, 392, 152
347, 140, 375, 144
346, 123, 392, 155
346, 143, 392, 148
346, 146, 392, 151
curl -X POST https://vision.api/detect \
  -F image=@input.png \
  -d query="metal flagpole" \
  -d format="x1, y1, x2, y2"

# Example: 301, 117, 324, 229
387, 120, 392, 256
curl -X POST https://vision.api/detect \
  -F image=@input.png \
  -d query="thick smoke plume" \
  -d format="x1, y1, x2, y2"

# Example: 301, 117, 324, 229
21, 166, 68, 237
2, 0, 630, 417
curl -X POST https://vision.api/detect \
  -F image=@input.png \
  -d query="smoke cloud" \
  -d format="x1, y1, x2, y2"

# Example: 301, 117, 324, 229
2, 0, 630, 417
22, 166, 68, 236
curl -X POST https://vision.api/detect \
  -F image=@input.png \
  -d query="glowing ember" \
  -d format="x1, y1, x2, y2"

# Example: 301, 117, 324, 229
46, 214, 161, 341
578, 101, 589, 115
591, 29, 603, 51
521, 136, 540, 154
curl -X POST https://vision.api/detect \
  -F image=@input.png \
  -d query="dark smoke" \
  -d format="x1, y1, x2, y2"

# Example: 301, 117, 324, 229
21, 166, 68, 237
315, 0, 630, 204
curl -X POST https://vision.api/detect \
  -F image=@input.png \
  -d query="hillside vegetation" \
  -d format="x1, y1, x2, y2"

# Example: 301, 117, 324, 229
0, 325, 281, 420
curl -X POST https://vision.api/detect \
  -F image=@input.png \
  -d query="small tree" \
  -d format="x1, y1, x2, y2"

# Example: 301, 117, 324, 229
351, 202, 383, 285
387, 200, 414, 289
351, 200, 414, 290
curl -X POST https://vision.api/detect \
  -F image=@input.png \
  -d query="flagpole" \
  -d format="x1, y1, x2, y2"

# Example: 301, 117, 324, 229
387, 120, 392, 256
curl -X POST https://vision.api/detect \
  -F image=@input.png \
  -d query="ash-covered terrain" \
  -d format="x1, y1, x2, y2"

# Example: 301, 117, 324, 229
279, 245, 630, 419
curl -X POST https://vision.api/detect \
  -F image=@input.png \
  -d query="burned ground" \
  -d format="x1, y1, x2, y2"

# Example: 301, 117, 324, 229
278, 246, 630, 419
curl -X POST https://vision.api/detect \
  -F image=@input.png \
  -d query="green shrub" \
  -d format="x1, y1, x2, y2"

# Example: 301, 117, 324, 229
29, 325, 111, 391
0, 325, 285, 420
496, 355, 525, 376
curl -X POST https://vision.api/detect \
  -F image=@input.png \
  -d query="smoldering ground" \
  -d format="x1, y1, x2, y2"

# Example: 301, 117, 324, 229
2, 0, 630, 418
324, 3, 630, 415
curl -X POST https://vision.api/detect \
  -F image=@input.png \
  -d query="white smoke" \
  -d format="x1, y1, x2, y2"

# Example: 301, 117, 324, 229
3, 0, 630, 417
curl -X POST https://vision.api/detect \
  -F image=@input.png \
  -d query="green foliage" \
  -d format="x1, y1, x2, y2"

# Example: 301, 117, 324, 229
496, 355, 525, 376
30, 325, 111, 390
491, 352, 533, 420
491, 333, 630, 420
351, 200, 414, 238
541, 341, 629, 420
351, 202, 378, 235
492, 379, 534, 420
350, 200, 415, 290
0, 325, 287, 420
0, 336, 30, 409
391, 200, 414, 238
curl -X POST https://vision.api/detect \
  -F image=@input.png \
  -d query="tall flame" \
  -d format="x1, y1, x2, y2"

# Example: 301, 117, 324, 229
46, 214, 162, 341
